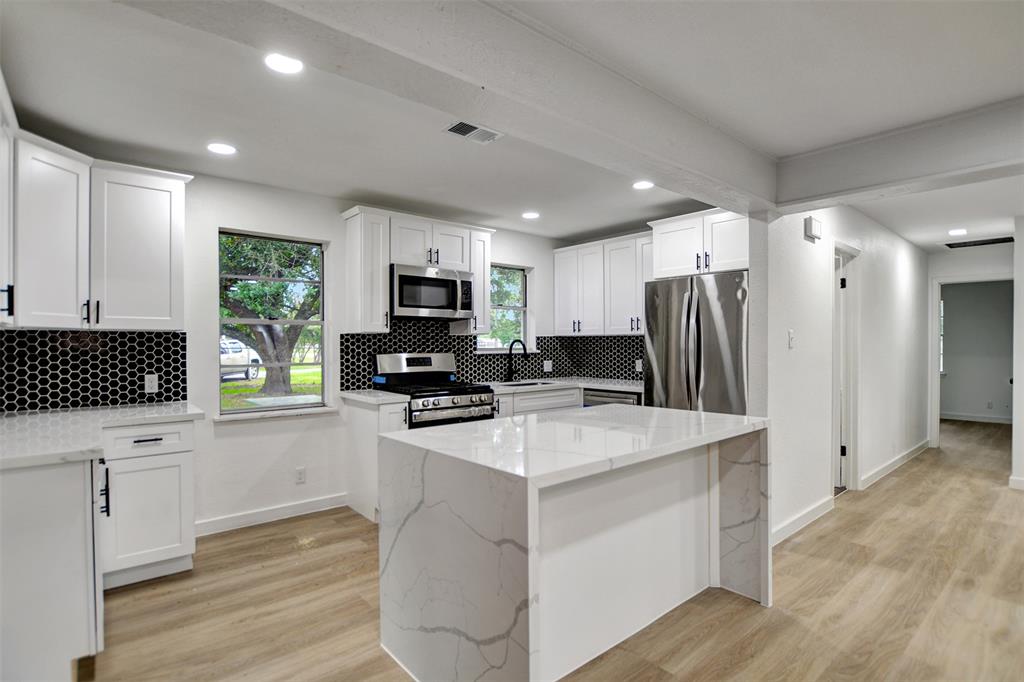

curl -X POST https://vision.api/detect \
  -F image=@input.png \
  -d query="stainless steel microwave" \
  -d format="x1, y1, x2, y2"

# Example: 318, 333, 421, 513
391, 264, 473, 320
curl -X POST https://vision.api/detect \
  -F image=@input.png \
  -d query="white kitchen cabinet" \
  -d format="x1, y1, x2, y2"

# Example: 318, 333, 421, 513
604, 238, 639, 335
553, 244, 604, 335
344, 208, 391, 333
649, 209, 748, 278
390, 215, 470, 270
450, 229, 492, 335
0, 126, 12, 327
511, 387, 583, 415
342, 396, 410, 522
13, 135, 91, 328
1, 460, 103, 681
97, 451, 195, 581
98, 419, 197, 588
637, 235, 654, 331
90, 162, 190, 330
494, 393, 511, 418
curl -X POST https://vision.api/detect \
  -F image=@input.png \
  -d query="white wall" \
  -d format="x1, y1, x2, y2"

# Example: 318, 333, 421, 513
184, 175, 559, 531
940, 281, 1013, 423
929, 243, 1014, 280
1013, 217, 1024, 491
767, 205, 929, 543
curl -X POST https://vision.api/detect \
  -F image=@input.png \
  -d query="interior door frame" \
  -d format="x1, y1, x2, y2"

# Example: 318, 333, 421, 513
928, 269, 1014, 447
833, 241, 861, 491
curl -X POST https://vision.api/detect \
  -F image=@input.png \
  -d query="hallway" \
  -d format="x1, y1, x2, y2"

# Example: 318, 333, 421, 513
89, 421, 1023, 681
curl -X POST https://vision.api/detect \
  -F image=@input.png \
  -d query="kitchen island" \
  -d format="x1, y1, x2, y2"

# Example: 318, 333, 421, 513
378, 404, 770, 681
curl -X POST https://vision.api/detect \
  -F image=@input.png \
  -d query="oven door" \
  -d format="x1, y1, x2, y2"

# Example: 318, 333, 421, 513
409, 406, 495, 429
391, 265, 473, 320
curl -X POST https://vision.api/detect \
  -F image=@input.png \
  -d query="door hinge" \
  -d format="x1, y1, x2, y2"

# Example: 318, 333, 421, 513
840, 445, 847, 457
840, 277, 847, 289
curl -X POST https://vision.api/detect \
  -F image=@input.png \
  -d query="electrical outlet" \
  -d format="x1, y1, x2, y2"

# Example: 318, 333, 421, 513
635, 359, 643, 373
295, 466, 306, 485
144, 374, 159, 393
543, 360, 553, 373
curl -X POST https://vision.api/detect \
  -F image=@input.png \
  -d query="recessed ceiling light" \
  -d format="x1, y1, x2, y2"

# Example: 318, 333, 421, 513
264, 52, 304, 74
948, 228, 967, 236
207, 142, 237, 155
632, 180, 654, 190
522, 211, 540, 220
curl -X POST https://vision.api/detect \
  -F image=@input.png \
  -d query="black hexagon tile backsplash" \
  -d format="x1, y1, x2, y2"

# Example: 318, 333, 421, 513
339, 318, 643, 391
2, 330, 187, 413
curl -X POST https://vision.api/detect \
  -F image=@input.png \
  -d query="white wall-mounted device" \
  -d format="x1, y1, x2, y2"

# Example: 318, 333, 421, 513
804, 216, 822, 241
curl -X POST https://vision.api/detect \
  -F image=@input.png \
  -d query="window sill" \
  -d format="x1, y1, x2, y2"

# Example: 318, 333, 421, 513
213, 405, 339, 423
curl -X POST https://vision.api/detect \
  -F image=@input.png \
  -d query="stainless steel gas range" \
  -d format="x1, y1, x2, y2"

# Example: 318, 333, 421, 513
372, 353, 494, 428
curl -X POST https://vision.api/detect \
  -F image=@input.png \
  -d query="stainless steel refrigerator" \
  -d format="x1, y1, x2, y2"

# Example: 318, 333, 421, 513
643, 271, 748, 414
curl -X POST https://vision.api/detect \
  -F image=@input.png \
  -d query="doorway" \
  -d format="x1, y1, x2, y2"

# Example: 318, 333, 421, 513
833, 243, 860, 495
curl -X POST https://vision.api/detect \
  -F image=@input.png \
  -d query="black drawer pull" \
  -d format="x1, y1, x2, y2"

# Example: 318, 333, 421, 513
100, 466, 111, 517
132, 437, 164, 445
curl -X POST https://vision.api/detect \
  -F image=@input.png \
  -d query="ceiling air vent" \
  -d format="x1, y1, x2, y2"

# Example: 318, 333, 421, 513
446, 121, 503, 145
945, 236, 1014, 249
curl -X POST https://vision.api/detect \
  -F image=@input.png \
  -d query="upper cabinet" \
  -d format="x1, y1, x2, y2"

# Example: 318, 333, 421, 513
603, 235, 653, 336
3, 131, 190, 331
553, 243, 604, 335
391, 216, 470, 271
13, 136, 91, 329
648, 209, 748, 278
90, 162, 189, 330
449, 229, 491, 336
344, 208, 391, 334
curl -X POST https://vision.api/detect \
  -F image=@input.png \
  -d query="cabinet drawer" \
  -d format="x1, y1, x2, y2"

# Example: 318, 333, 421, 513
102, 421, 194, 460
513, 388, 582, 415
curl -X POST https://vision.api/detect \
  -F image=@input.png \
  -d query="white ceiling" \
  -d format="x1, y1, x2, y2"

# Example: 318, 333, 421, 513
849, 175, 1024, 253
503, 1, 1024, 158
0, 1, 704, 239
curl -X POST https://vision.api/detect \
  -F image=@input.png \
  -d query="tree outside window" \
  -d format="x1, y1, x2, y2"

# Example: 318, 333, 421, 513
218, 232, 325, 413
479, 265, 527, 349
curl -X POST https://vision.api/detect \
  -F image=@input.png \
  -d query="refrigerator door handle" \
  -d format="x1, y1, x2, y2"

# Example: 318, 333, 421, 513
694, 297, 703, 407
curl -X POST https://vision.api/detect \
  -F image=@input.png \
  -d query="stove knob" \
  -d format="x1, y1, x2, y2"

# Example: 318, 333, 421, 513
421, 399, 430, 407
451, 397, 461, 405
470, 395, 478, 403
432, 399, 440, 407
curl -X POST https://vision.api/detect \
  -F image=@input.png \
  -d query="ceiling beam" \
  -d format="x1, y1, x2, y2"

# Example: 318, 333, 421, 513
122, 0, 776, 215
777, 97, 1024, 213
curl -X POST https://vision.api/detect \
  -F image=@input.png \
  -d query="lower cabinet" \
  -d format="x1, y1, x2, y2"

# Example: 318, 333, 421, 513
99, 420, 196, 588
343, 398, 409, 523
495, 387, 584, 417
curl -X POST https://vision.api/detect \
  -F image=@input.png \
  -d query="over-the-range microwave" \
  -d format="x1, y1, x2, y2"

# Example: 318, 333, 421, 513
391, 264, 473, 320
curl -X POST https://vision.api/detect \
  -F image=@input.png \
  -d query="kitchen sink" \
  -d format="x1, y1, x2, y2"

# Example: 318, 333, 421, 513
502, 381, 552, 387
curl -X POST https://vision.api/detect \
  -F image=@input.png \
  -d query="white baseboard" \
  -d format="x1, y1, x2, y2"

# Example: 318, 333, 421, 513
940, 412, 1012, 424
1010, 476, 1024, 491
195, 493, 348, 537
859, 439, 929, 490
771, 496, 834, 546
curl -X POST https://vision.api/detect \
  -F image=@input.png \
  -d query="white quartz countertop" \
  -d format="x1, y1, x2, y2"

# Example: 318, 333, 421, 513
340, 389, 409, 406
380, 404, 767, 488
489, 377, 643, 395
0, 402, 205, 471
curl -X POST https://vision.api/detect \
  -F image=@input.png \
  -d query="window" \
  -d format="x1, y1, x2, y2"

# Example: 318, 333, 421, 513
218, 232, 324, 413
939, 298, 945, 374
479, 265, 527, 349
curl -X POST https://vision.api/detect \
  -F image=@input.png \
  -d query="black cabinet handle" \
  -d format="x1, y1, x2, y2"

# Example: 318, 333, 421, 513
696, 253, 701, 271
434, 248, 440, 264
0, 284, 12, 316
384, 311, 389, 328
95, 300, 100, 323
99, 466, 111, 517
132, 437, 164, 445
630, 316, 635, 332
473, 315, 478, 330
705, 251, 710, 270
82, 299, 90, 323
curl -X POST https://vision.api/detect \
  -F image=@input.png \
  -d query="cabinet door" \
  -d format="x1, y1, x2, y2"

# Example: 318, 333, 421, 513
603, 238, 638, 335
553, 248, 579, 335
390, 214, 432, 266
469, 230, 491, 333
577, 244, 604, 335
90, 166, 185, 330
98, 452, 195, 573
356, 212, 391, 333
703, 212, 749, 272
378, 403, 409, 432
13, 139, 90, 328
651, 215, 702, 279
494, 394, 511, 418
0, 127, 12, 327
433, 223, 470, 271
637, 235, 654, 334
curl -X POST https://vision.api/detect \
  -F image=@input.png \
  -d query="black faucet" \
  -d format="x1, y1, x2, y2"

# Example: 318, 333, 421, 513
504, 339, 527, 382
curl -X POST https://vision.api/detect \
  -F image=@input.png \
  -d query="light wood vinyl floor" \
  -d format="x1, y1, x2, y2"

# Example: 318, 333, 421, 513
90, 420, 1023, 681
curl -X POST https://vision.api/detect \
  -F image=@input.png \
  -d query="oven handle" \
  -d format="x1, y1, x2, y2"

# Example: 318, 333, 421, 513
410, 406, 494, 425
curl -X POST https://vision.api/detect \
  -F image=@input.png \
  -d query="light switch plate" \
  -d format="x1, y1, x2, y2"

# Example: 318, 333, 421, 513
543, 360, 553, 373
635, 359, 643, 373
295, 466, 306, 484
787, 329, 796, 350
144, 374, 159, 393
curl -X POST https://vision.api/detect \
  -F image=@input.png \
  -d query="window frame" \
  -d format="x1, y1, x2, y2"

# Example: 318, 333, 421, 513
477, 263, 530, 353
217, 230, 327, 416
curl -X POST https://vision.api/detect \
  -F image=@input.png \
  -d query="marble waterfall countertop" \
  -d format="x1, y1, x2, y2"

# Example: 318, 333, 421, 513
0, 402, 204, 470
489, 376, 643, 395
380, 404, 767, 488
